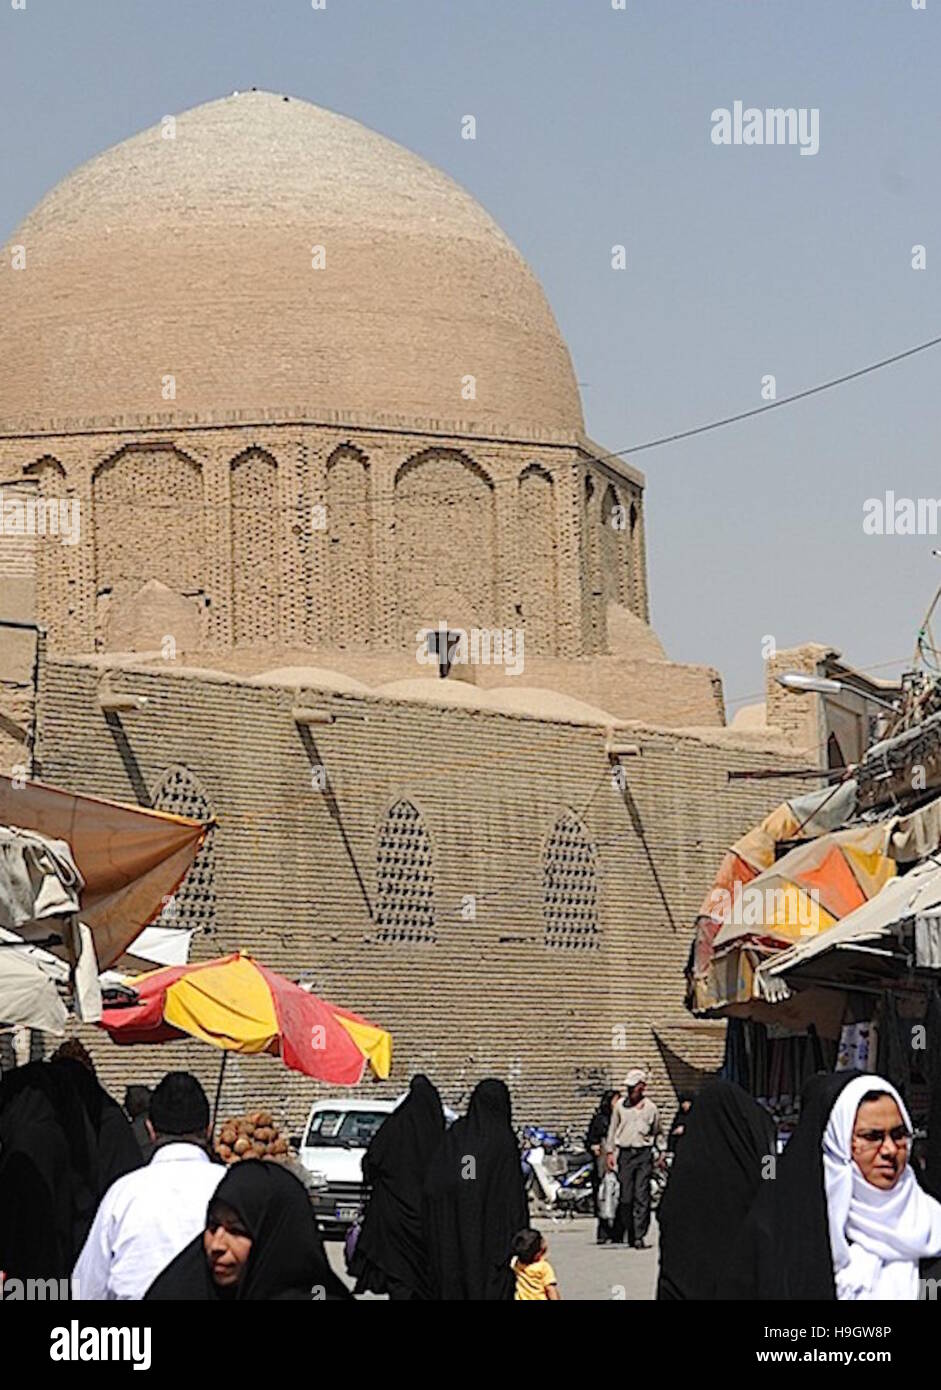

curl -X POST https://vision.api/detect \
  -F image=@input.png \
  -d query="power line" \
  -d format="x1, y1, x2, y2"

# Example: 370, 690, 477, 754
594, 333, 941, 463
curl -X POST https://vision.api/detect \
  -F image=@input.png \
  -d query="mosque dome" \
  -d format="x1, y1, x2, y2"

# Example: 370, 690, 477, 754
0, 91, 583, 438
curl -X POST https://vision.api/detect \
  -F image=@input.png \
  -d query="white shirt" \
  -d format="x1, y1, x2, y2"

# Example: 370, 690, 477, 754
73, 1143, 225, 1300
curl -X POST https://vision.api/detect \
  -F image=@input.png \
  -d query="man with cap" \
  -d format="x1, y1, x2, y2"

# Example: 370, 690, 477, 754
606, 1068, 661, 1248
73, 1071, 223, 1299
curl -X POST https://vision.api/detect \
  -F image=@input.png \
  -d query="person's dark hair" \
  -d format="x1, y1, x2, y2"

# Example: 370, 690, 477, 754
859, 1089, 894, 1107
51, 1039, 97, 1074
512, 1227, 544, 1265
149, 1072, 210, 1139
124, 1085, 151, 1119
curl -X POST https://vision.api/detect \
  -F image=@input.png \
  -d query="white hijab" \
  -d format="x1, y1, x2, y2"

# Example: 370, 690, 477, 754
823, 1073, 941, 1300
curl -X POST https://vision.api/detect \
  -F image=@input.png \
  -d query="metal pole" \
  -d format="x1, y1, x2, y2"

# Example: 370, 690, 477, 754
211, 1050, 228, 1131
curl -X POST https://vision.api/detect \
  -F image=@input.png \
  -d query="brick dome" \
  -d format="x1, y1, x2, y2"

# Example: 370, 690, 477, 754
0, 91, 584, 438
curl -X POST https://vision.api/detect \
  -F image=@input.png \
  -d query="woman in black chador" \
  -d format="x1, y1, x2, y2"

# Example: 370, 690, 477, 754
349, 1073, 445, 1300
422, 1078, 528, 1300
585, 1088, 619, 1244
0, 1060, 100, 1277
656, 1079, 775, 1300
722, 1070, 941, 1300
146, 1159, 350, 1300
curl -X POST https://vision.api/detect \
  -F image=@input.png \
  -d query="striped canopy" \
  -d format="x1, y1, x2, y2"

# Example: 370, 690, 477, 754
99, 951, 392, 1086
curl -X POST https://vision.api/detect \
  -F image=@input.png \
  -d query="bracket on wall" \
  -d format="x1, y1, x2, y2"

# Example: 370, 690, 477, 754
292, 706, 335, 726
605, 737, 641, 761
96, 673, 148, 715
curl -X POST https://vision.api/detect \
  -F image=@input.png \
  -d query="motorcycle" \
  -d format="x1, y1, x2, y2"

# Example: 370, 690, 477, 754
520, 1124, 595, 1219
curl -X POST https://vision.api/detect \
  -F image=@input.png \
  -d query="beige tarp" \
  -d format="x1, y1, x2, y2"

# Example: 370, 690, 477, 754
0, 774, 209, 971
889, 793, 941, 865
0, 950, 68, 1034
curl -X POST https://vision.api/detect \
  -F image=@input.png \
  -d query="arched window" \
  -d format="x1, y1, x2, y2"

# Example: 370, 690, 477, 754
231, 448, 280, 644
393, 449, 495, 641
517, 463, 557, 655
150, 765, 217, 941
375, 800, 435, 943
543, 810, 600, 951
326, 446, 373, 647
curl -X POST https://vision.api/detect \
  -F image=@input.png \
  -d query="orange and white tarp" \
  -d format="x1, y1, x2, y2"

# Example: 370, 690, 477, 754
688, 798, 895, 1014
0, 774, 209, 971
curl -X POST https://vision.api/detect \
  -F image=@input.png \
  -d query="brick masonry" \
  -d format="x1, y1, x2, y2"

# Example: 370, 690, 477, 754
35, 655, 806, 1131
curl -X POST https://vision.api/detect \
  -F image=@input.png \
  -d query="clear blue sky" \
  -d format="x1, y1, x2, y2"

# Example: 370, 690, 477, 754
2, 0, 939, 711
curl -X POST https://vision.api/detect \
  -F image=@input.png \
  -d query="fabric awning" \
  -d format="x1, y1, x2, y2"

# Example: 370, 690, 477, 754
711, 822, 896, 953
0, 949, 68, 1034
757, 857, 941, 996
0, 774, 209, 971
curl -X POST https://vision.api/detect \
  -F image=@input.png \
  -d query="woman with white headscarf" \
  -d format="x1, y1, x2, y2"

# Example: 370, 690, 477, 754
722, 1070, 941, 1300
824, 1073, 941, 1299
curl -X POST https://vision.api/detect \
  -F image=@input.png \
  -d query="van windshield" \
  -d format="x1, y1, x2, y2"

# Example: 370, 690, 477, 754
305, 1110, 389, 1148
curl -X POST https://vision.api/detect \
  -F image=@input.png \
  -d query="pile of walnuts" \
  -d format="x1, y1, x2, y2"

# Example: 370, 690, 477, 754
215, 1111, 290, 1164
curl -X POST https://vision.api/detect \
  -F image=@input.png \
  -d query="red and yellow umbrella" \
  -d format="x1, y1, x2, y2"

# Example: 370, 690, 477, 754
99, 951, 391, 1086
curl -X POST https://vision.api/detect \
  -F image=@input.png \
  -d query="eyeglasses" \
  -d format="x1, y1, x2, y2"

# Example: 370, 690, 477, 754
852, 1126, 912, 1150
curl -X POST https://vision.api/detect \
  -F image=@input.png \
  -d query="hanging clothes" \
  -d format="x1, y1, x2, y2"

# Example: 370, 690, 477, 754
836, 1020, 877, 1071
876, 993, 911, 1106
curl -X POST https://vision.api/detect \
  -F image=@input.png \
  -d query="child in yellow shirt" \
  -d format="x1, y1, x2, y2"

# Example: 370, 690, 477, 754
510, 1228, 561, 1300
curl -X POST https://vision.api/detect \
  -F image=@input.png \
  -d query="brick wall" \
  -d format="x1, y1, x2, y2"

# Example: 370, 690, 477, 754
36, 656, 805, 1134
0, 423, 646, 667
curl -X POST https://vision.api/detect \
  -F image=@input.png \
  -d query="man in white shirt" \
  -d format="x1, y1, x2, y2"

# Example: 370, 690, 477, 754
73, 1071, 224, 1300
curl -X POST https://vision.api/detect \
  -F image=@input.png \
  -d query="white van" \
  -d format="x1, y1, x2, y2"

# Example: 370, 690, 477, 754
294, 1098, 397, 1237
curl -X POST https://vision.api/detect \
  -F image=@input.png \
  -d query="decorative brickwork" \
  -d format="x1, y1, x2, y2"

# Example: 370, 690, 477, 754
326, 446, 373, 648
92, 445, 205, 650
517, 464, 557, 655
374, 799, 436, 944
149, 763, 217, 944
231, 448, 281, 645
543, 809, 600, 951
394, 449, 496, 641
1, 425, 650, 671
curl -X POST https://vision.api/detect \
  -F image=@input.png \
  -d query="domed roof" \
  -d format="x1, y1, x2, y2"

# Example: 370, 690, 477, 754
0, 92, 583, 438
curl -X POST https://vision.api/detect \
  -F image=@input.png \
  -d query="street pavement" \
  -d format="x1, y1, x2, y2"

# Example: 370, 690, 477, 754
326, 1213, 659, 1301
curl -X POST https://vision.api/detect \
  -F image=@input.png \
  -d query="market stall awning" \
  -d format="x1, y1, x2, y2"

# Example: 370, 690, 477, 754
757, 857, 941, 998
0, 774, 209, 971
689, 814, 896, 1014
687, 782, 860, 1013
0, 949, 68, 1034
711, 822, 896, 952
